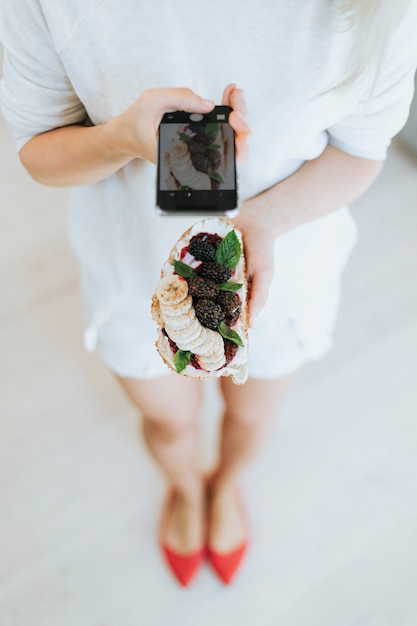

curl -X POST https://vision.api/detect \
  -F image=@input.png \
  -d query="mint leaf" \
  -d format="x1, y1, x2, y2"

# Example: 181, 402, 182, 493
179, 132, 192, 143
173, 259, 195, 278
218, 321, 244, 347
174, 350, 192, 373
204, 123, 220, 139
218, 281, 243, 292
207, 143, 221, 150
215, 230, 242, 270
207, 168, 224, 184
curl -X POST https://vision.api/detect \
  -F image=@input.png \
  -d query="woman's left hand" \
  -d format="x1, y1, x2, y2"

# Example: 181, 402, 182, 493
221, 85, 275, 327
233, 200, 276, 328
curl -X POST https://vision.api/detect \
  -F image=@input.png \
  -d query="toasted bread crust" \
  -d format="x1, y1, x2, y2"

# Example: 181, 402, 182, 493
151, 218, 249, 384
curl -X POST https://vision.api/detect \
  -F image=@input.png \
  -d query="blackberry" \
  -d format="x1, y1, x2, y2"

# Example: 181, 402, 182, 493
187, 275, 219, 299
188, 236, 216, 261
191, 153, 210, 173
195, 299, 224, 330
198, 262, 232, 284
217, 291, 241, 318
224, 339, 239, 365
188, 140, 207, 155
206, 148, 221, 168
193, 132, 212, 146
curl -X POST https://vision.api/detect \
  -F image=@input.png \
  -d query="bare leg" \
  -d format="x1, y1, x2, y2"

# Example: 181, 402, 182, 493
115, 374, 206, 553
208, 373, 297, 551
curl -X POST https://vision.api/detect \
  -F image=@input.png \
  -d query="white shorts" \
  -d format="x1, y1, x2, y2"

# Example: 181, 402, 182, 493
80, 208, 358, 380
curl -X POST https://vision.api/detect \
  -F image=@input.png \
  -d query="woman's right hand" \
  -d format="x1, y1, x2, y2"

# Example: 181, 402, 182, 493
116, 88, 214, 163
116, 85, 250, 164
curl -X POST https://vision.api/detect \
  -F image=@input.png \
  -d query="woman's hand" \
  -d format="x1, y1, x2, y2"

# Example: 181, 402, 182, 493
116, 88, 214, 163
221, 83, 250, 162
233, 198, 276, 328
117, 83, 250, 164
222, 86, 274, 327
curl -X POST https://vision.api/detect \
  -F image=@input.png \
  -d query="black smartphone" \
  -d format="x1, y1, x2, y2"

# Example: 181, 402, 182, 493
156, 105, 238, 216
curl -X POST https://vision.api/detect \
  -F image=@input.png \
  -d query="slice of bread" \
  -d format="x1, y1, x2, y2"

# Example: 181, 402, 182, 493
151, 217, 249, 384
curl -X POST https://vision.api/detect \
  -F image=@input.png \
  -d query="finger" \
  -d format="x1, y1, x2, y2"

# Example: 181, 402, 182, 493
247, 267, 274, 328
229, 110, 250, 162
229, 88, 248, 120
229, 110, 250, 136
149, 87, 215, 114
222, 83, 237, 106
236, 133, 249, 162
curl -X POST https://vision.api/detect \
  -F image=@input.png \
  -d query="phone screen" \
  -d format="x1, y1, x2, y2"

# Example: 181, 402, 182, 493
157, 106, 237, 215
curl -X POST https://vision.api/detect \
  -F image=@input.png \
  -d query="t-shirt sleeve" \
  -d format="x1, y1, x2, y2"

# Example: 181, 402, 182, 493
0, 0, 87, 152
327, 3, 417, 161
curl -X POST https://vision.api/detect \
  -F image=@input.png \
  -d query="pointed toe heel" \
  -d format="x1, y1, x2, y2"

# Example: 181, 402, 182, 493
206, 541, 248, 584
158, 488, 205, 587
207, 488, 250, 585
160, 544, 205, 587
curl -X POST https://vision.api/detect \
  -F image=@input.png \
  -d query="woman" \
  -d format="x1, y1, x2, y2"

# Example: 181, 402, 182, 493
1, 0, 416, 586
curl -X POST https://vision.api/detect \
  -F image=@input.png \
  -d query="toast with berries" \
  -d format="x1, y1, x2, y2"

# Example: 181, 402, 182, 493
151, 218, 249, 384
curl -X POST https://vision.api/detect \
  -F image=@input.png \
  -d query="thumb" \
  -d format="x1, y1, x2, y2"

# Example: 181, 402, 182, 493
247, 267, 273, 328
157, 88, 215, 113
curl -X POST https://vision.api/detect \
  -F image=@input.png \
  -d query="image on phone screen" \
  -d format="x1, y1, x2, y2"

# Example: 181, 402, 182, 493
156, 107, 237, 215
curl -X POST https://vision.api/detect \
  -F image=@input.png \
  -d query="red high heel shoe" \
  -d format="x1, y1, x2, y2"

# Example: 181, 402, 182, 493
206, 488, 250, 584
158, 488, 206, 587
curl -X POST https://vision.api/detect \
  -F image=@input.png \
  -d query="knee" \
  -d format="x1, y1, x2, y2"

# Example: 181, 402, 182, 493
142, 410, 198, 443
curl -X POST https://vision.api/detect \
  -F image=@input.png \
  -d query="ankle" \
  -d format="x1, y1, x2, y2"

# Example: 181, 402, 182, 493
208, 473, 236, 500
172, 476, 205, 503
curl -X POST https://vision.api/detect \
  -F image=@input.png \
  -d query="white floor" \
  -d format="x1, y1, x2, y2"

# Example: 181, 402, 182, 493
1, 108, 417, 625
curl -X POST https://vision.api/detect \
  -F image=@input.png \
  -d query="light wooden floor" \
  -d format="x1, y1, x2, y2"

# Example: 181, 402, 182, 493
1, 108, 417, 625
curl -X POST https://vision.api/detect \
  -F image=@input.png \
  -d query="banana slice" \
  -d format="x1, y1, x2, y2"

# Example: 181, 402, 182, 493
160, 294, 193, 317
164, 308, 196, 330
197, 334, 225, 366
166, 317, 202, 347
169, 138, 212, 190
194, 328, 221, 357
198, 353, 226, 371
182, 326, 208, 352
156, 275, 188, 305
199, 351, 225, 368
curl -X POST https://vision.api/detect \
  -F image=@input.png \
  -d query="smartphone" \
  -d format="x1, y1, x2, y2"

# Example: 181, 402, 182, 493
156, 105, 238, 216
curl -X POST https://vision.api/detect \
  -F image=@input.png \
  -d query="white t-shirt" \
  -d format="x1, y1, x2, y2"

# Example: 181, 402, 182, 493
1, 0, 416, 375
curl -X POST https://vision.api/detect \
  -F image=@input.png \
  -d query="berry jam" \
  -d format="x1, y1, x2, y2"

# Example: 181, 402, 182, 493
180, 246, 189, 260
223, 339, 239, 366
162, 329, 178, 354
196, 232, 223, 249
190, 354, 202, 370
225, 312, 240, 327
